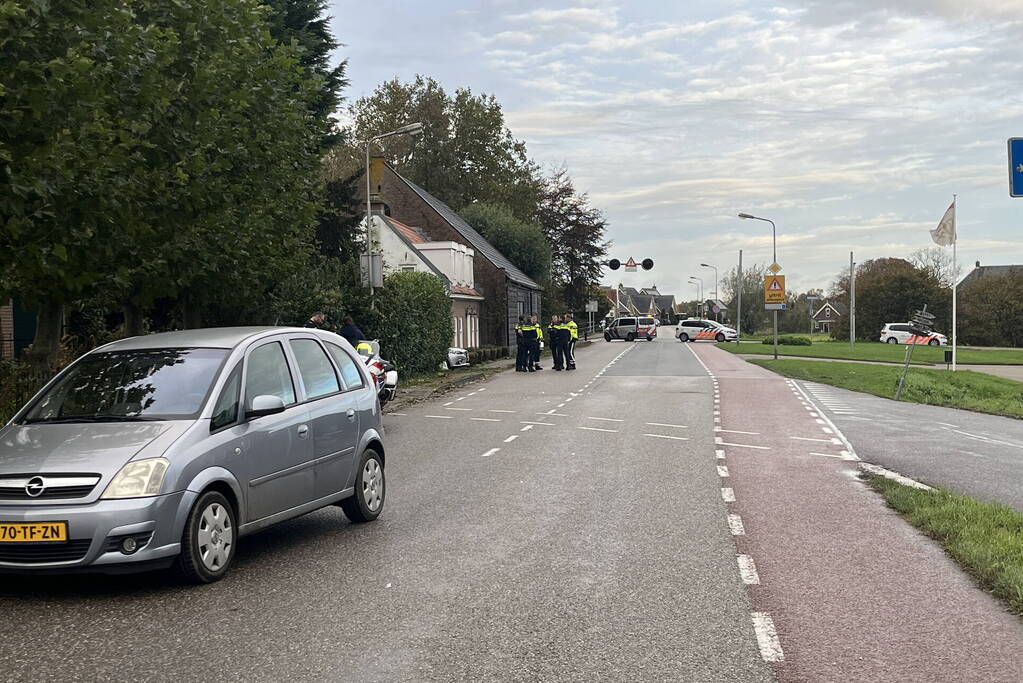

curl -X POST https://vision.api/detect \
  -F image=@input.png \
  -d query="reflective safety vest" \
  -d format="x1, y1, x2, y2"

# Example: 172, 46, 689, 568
565, 320, 578, 340
519, 324, 541, 340
355, 342, 373, 356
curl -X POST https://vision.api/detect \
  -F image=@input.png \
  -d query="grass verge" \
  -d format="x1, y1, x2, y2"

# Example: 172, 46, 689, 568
749, 357, 1023, 418
721, 340, 1023, 365
865, 474, 1023, 616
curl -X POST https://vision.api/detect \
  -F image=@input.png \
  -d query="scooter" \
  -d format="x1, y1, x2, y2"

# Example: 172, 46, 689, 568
357, 340, 398, 405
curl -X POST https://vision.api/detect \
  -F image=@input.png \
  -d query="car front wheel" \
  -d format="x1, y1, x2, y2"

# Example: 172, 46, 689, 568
929, 339, 940, 346
715, 333, 725, 342
886, 337, 898, 344
678, 333, 690, 342
177, 490, 236, 584
340, 448, 385, 523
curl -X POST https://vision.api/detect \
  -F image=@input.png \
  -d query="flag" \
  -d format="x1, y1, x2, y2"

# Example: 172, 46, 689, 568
930, 200, 956, 246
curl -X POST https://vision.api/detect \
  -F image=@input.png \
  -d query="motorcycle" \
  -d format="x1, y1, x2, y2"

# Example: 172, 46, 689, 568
356, 340, 398, 405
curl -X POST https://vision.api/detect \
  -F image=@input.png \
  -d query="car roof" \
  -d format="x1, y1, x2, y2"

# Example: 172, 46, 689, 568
94, 326, 310, 352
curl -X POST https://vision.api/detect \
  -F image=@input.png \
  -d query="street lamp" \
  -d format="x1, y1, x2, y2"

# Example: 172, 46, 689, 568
700, 263, 718, 320
688, 276, 703, 318
738, 212, 779, 359
366, 122, 424, 295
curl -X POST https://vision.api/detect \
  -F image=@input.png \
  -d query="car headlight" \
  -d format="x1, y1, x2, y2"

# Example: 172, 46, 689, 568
101, 458, 169, 499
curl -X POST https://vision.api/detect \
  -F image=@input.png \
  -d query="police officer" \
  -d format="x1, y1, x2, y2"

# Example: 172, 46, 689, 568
529, 315, 544, 371
564, 313, 578, 370
548, 315, 564, 370
514, 316, 527, 372
519, 316, 541, 372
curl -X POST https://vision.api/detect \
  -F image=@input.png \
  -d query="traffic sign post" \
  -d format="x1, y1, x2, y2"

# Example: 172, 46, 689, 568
895, 305, 935, 400
763, 269, 785, 358
1009, 138, 1023, 198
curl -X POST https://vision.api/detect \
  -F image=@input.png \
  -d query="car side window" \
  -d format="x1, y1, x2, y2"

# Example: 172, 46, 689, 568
325, 342, 365, 390
210, 363, 242, 431
244, 341, 296, 407
290, 339, 341, 400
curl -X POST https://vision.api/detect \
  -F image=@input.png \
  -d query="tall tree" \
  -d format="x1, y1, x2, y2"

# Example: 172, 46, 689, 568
459, 203, 551, 284
722, 263, 769, 333
343, 76, 541, 221
535, 169, 610, 312
910, 246, 961, 288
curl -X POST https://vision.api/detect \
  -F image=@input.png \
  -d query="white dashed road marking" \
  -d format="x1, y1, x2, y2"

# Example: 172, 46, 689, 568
646, 422, 688, 429
715, 429, 760, 435
481, 448, 500, 458
470, 418, 502, 422
721, 487, 735, 502
737, 555, 760, 585
504, 435, 518, 443
751, 613, 784, 662
643, 433, 688, 441
728, 514, 746, 536
717, 465, 730, 477
719, 441, 771, 450
587, 416, 624, 422
578, 426, 617, 433
425, 415, 454, 419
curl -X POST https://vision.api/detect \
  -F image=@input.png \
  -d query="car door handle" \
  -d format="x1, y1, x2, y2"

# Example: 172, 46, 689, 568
346, 410, 356, 421
297, 424, 309, 438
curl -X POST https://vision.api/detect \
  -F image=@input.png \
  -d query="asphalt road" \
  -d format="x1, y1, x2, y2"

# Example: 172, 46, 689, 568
796, 380, 1023, 511
0, 339, 772, 682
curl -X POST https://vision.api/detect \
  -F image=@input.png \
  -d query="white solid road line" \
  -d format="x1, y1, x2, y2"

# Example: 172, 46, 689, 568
470, 418, 502, 422
520, 425, 533, 432
737, 555, 760, 584
588, 416, 625, 422
540, 412, 569, 417
790, 436, 833, 443
481, 448, 500, 458
809, 451, 853, 460
489, 409, 516, 413
715, 428, 760, 435
728, 514, 746, 535
445, 407, 472, 411
521, 421, 555, 426
721, 487, 735, 502
578, 426, 617, 433
646, 422, 688, 429
443, 402, 453, 406
643, 433, 689, 441
719, 441, 771, 450
425, 415, 454, 419
751, 613, 785, 662
504, 435, 518, 443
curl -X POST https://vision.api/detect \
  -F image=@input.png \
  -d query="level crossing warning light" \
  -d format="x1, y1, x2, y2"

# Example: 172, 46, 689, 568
606, 258, 654, 271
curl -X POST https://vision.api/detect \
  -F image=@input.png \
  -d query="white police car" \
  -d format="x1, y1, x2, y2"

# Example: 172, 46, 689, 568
676, 319, 738, 342
879, 323, 947, 346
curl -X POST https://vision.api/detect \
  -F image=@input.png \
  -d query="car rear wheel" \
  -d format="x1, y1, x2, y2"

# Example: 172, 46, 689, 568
604, 333, 612, 342
678, 333, 690, 342
177, 490, 236, 584
646, 335, 653, 341
929, 338, 940, 346
340, 448, 385, 523
886, 337, 898, 344
715, 332, 725, 342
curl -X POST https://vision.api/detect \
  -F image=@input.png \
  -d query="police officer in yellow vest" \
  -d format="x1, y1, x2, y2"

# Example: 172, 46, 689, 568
519, 316, 543, 372
564, 313, 578, 370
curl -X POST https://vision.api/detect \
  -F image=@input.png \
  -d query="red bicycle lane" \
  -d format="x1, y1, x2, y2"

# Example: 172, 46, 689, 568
689, 343, 1023, 682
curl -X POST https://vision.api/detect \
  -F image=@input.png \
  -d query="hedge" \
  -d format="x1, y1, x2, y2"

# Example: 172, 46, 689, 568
763, 335, 812, 346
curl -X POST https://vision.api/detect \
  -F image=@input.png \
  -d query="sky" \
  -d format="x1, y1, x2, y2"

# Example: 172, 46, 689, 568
330, 0, 1023, 301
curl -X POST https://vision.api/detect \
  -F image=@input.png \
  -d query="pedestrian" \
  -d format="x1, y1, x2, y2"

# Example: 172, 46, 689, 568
515, 316, 528, 372
564, 313, 578, 370
529, 315, 544, 371
549, 314, 567, 371
306, 311, 329, 329
337, 315, 365, 349
518, 316, 542, 372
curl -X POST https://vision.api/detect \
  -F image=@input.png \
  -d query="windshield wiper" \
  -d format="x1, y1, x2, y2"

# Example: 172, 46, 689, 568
24, 415, 164, 424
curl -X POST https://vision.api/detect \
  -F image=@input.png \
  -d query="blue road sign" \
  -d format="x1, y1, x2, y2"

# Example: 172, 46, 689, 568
1010, 138, 1023, 197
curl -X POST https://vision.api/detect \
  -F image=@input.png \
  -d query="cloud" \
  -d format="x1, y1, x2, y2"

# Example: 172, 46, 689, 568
509, 7, 619, 30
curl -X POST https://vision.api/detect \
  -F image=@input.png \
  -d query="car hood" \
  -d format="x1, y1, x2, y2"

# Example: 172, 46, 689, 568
0, 421, 193, 478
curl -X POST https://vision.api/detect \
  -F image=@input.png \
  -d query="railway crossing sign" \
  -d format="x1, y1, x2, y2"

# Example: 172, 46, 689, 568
625, 257, 637, 272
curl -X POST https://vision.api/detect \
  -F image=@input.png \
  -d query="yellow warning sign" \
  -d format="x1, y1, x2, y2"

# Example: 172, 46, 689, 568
764, 275, 786, 304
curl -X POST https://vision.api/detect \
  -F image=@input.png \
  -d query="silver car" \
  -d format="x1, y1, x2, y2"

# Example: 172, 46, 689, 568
0, 327, 386, 583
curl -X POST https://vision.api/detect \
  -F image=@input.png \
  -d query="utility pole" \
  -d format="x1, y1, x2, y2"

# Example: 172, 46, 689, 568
737, 250, 743, 343
849, 252, 856, 345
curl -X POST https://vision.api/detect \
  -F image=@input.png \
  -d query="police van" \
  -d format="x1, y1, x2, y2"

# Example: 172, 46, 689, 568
604, 316, 658, 341
880, 323, 947, 346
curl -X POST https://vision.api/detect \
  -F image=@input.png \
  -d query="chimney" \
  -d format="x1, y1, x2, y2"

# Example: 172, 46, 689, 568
976, 260, 981, 268
369, 156, 388, 215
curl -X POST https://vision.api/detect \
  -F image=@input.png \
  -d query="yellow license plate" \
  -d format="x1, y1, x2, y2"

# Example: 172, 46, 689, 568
0, 522, 68, 543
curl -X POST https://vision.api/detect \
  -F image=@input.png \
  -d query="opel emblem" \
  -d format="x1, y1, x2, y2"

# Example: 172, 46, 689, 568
24, 477, 45, 498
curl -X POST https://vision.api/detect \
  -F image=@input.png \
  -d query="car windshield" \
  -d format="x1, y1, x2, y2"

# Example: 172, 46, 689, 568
23, 348, 229, 423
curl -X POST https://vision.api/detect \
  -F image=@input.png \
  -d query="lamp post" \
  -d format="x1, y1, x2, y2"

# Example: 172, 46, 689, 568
688, 277, 703, 318
806, 295, 821, 336
365, 122, 424, 296
700, 263, 718, 320
738, 212, 779, 359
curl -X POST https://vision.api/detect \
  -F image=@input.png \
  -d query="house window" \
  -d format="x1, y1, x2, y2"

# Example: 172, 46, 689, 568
400, 265, 416, 272
825, 307, 831, 318
517, 301, 525, 317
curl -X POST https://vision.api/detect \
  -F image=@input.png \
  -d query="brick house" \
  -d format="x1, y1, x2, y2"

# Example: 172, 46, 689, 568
363, 159, 542, 348
369, 213, 485, 348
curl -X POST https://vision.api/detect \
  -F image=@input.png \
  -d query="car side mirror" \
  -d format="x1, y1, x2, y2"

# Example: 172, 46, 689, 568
246, 394, 286, 420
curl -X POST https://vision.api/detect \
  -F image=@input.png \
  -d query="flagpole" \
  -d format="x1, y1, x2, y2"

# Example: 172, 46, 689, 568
952, 194, 957, 372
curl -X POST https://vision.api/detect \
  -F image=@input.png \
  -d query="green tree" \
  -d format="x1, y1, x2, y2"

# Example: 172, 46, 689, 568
343, 76, 541, 221
959, 272, 1023, 347
459, 203, 551, 284
722, 264, 769, 333
535, 169, 610, 312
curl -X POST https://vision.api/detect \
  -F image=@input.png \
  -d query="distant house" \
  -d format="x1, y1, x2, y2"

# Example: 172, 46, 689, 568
369, 214, 485, 349
363, 158, 541, 348
0, 300, 35, 359
812, 301, 847, 334
959, 262, 1023, 288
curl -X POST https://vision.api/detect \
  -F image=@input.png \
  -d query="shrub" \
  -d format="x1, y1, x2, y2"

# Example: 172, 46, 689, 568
764, 335, 812, 346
